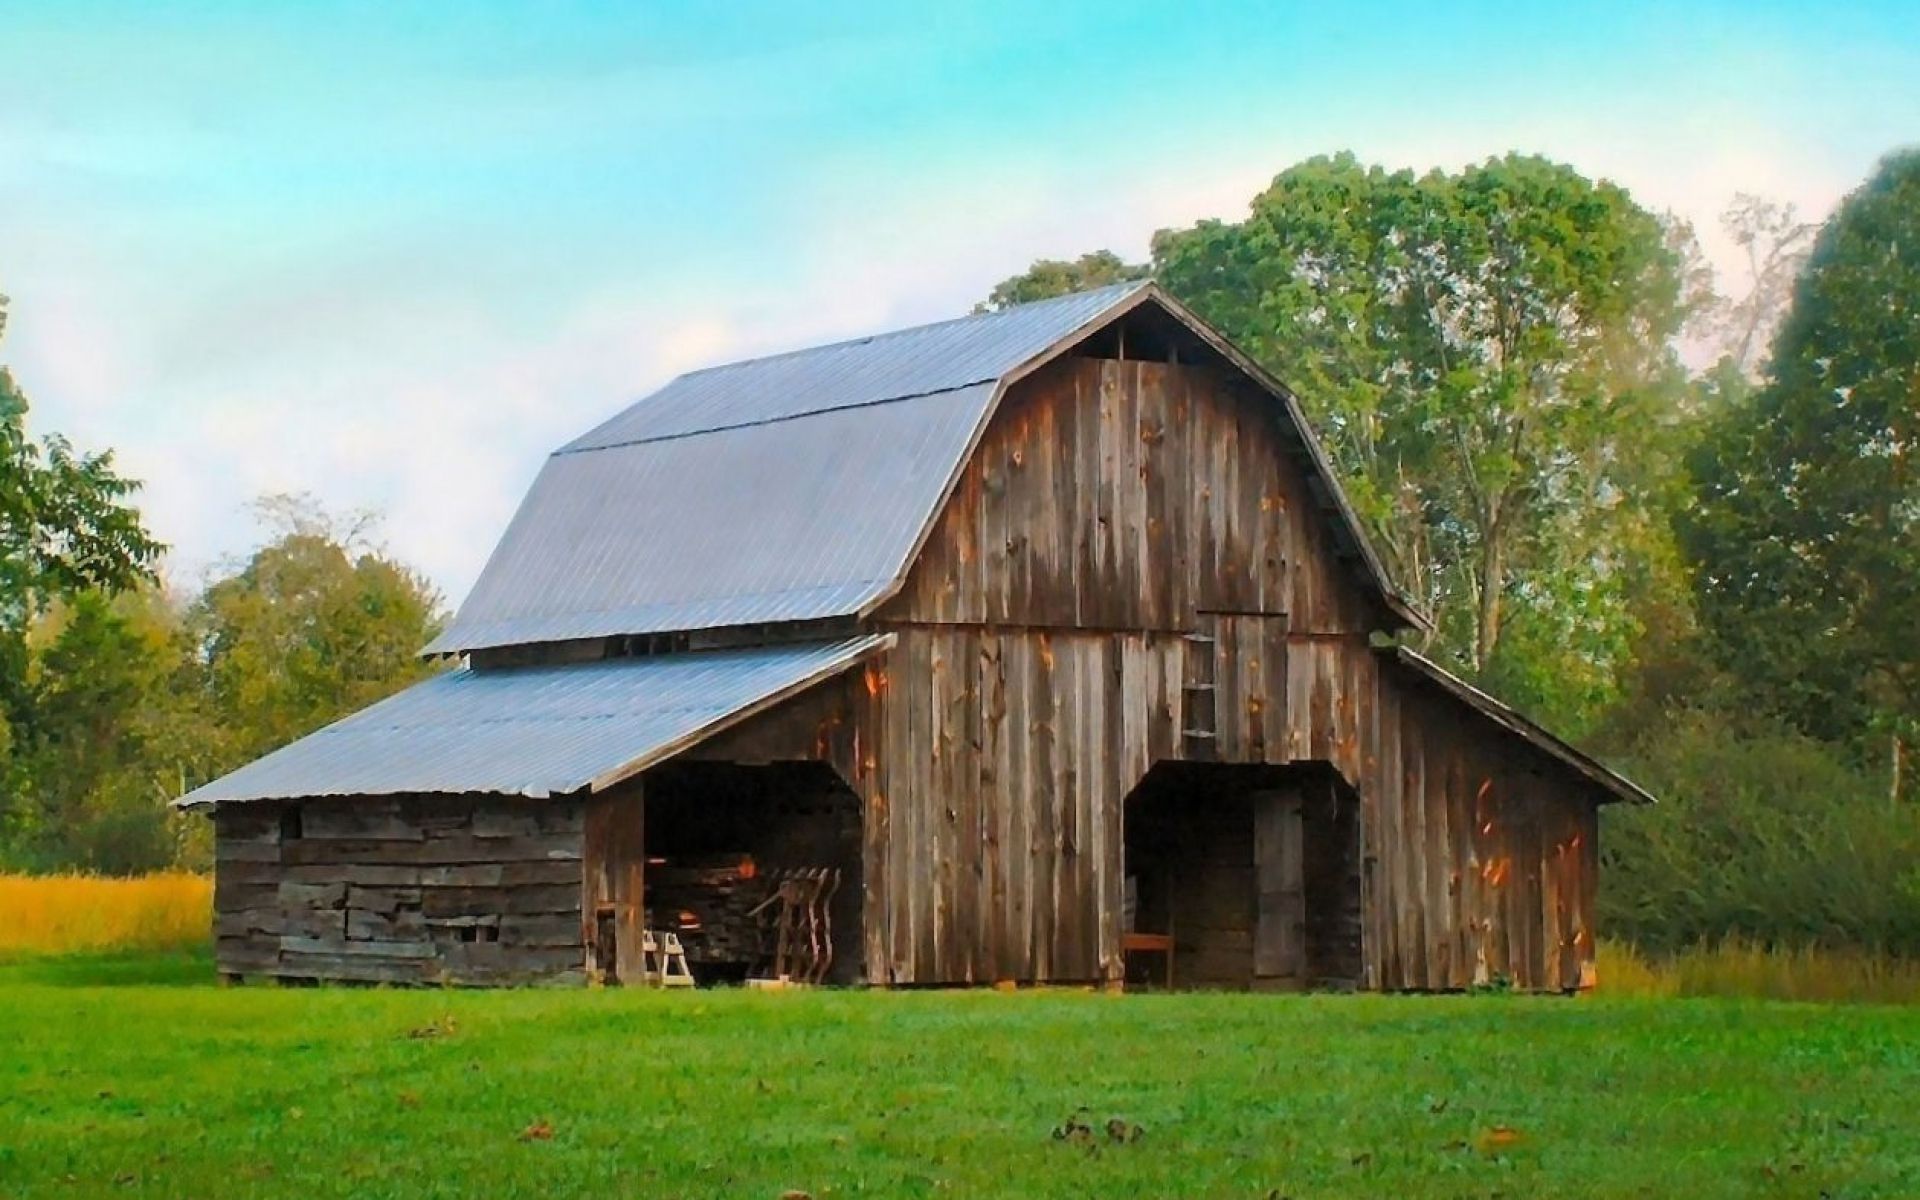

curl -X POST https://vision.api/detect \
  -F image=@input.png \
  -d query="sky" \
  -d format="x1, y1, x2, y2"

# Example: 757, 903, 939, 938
2, 1, 1916, 609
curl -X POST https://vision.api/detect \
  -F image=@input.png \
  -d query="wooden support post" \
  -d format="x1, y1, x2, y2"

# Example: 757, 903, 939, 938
583, 780, 646, 985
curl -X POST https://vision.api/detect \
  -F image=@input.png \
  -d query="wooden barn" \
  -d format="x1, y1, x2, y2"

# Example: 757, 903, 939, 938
179, 281, 1651, 991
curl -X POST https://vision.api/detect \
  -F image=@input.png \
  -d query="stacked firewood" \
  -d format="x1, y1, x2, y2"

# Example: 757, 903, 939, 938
645, 855, 767, 966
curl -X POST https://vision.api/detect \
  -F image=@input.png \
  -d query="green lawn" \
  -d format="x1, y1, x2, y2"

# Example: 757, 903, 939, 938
3, 952, 1918, 1198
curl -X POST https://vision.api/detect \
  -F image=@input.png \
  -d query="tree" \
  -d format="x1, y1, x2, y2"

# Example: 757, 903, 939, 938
1709, 194, 1817, 376
7, 588, 200, 872
976, 250, 1149, 312
188, 495, 445, 774
0, 288, 165, 857
1146, 154, 1690, 727
1682, 150, 1920, 796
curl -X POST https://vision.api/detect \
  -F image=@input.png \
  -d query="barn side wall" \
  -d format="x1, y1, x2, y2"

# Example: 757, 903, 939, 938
213, 796, 587, 985
849, 354, 1600, 991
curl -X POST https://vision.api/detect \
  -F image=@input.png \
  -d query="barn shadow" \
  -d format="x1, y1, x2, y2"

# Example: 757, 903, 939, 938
1121, 760, 1361, 991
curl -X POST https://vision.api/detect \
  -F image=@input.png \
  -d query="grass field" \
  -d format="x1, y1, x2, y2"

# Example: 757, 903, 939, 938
4, 951, 1918, 1198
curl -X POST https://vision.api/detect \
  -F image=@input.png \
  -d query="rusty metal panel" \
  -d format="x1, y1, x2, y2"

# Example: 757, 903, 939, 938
176, 636, 889, 807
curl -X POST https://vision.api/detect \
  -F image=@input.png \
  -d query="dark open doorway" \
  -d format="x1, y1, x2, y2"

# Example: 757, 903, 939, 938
640, 761, 864, 985
1121, 761, 1361, 990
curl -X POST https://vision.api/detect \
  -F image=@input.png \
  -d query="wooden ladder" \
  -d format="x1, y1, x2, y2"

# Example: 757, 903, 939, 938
1181, 616, 1218, 760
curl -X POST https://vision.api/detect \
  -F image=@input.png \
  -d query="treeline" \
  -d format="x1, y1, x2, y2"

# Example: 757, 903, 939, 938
0, 296, 441, 872
987, 150, 1920, 953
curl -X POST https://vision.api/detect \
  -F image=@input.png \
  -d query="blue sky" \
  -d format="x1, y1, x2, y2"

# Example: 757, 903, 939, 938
2, 1, 1916, 605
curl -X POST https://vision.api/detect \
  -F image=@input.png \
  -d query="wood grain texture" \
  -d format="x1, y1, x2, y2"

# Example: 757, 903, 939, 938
213, 797, 587, 985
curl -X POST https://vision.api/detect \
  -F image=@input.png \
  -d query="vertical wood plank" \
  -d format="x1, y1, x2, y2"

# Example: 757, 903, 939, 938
1253, 788, 1305, 980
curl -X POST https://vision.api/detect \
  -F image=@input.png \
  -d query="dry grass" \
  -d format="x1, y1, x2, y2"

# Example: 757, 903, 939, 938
1599, 937, 1920, 1005
0, 872, 211, 956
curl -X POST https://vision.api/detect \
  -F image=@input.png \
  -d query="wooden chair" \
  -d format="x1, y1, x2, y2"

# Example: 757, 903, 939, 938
1119, 876, 1176, 989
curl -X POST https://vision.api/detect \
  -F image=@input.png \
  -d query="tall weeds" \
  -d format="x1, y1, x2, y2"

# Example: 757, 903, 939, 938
1598, 938, 1920, 1004
0, 872, 211, 956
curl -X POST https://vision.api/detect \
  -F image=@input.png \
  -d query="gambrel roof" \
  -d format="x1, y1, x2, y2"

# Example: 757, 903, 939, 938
424, 282, 1425, 656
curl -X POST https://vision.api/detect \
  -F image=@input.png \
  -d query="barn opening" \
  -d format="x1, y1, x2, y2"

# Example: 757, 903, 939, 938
636, 761, 864, 985
1121, 761, 1361, 991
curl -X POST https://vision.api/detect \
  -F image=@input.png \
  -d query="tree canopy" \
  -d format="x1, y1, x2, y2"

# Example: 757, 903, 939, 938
1682, 150, 1920, 768
974, 250, 1148, 313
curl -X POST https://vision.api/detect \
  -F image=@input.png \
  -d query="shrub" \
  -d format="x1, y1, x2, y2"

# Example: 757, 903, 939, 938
1600, 708, 1920, 954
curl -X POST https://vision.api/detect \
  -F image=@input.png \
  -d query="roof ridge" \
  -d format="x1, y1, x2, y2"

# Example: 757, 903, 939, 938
553, 380, 994, 456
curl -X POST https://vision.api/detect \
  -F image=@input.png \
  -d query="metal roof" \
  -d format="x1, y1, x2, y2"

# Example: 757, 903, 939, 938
428, 280, 1424, 655
427, 284, 1150, 655
563, 282, 1149, 449
428, 384, 996, 651
175, 635, 890, 808
1385, 647, 1656, 805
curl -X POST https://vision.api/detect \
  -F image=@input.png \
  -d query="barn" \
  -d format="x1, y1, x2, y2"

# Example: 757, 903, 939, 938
179, 281, 1651, 991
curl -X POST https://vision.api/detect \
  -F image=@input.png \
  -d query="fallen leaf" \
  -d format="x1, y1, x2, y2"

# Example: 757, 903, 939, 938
519, 1120, 554, 1142
1474, 1125, 1525, 1155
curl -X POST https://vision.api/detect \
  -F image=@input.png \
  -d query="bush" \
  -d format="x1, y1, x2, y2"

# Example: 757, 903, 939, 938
1600, 708, 1920, 954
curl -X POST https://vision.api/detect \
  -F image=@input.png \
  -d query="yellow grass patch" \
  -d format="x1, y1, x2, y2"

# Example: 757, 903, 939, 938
0, 872, 211, 956
1598, 937, 1920, 1005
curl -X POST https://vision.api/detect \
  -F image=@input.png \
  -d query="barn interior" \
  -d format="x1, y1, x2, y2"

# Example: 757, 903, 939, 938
637, 761, 864, 985
1121, 761, 1362, 991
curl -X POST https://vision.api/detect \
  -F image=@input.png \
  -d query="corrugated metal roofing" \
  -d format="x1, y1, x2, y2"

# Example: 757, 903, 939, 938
175, 635, 889, 808
428, 384, 996, 652
565, 282, 1148, 449
427, 282, 1152, 655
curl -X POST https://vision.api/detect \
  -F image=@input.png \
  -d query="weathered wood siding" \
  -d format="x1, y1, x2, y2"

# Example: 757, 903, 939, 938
582, 783, 644, 984
887, 357, 1381, 633
841, 354, 1601, 990
213, 796, 587, 985
855, 629, 1183, 984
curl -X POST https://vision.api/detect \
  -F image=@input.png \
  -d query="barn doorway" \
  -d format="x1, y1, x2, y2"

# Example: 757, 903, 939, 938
639, 761, 864, 985
1121, 761, 1361, 990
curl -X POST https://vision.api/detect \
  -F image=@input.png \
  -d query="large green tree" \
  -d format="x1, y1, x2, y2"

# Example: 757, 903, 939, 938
189, 496, 445, 774
1682, 150, 1920, 792
0, 289, 166, 855
983, 154, 1692, 729
9, 588, 199, 872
